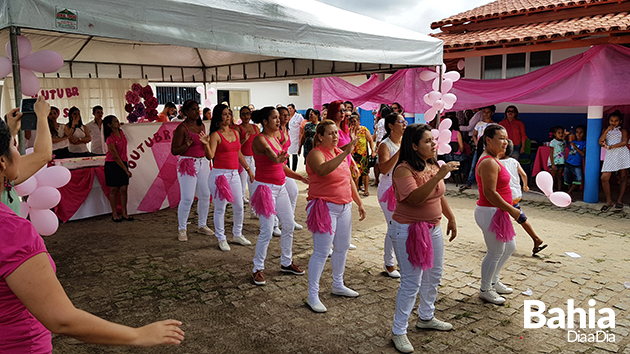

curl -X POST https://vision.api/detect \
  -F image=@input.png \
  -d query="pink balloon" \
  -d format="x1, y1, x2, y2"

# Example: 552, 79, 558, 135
457, 60, 465, 71
438, 118, 452, 131
20, 69, 40, 96
427, 91, 442, 104
431, 129, 440, 139
438, 129, 451, 143
27, 186, 61, 210
442, 93, 457, 105
208, 87, 216, 95
0, 56, 11, 78
432, 77, 441, 91
549, 192, 571, 208
14, 175, 38, 197
536, 171, 554, 197
444, 101, 454, 110
29, 209, 59, 236
20, 50, 64, 73
441, 78, 453, 94
433, 99, 444, 111
196, 86, 204, 94
5, 35, 32, 59
438, 142, 452, 155
444, 71, 461, 82
423, 93, 432, 106
420, 70, 438, 81
424, 107, 437, 123
37, 166, 71, 188
20, 201, 30, 218
204, 98, 212, 107
437, 160, 451, 179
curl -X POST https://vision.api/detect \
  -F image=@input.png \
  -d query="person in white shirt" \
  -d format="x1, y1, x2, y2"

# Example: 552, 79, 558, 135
459, 109, 483, 139
287, 103, 304, 171
86, 105, 107, 155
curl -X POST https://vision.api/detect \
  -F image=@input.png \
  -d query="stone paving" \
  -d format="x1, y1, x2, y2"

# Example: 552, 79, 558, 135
47, 183, 630, 353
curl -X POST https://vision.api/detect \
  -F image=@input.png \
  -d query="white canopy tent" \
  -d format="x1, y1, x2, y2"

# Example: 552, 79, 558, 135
0, 0, 443, 83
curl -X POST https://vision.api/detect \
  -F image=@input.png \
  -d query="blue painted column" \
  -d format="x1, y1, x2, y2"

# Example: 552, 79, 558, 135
584, 106, 603, 203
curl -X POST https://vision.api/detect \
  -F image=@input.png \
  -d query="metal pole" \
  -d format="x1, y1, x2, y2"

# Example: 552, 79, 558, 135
436, 65, 442, 127
9, 26, 25, 154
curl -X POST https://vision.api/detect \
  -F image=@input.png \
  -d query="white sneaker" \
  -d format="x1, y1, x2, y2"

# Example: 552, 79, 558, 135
178, 229, 188, 242
392, 334, 414, 353
243, 196, 250, 204
232, 236, 252, 246
306, 298, 327, 313
479, 289, 505, 305
493, 281, 513, 294
348, 243, 357, 250
385, 266, 401, 278
197, 225, 215, 236
328, 248, 333, 257
218, 240, 231, 251
331, 286, 359, 297
294, 221, 303, 230
272, 226, 282, 237
416, 317, 453, 331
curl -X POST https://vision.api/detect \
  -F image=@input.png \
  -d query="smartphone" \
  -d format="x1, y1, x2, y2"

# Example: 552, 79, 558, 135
20, 98, 37, 131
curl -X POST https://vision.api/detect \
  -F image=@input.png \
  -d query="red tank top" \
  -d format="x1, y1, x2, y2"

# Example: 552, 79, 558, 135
239, 125, 257, 156
180, 123, 205, 157
476, 155, 512, 207
213, 129, 240, 169
254, 135, 286, 185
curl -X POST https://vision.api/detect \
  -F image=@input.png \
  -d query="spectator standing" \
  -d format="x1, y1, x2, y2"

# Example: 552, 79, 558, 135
498, 106, 527, 159
86, 105, 107, 155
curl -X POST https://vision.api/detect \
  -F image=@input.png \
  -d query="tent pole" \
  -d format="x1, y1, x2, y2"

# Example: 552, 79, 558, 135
9, 26, 25, 155
584, 106, 603, 203
436, 65, 442, 127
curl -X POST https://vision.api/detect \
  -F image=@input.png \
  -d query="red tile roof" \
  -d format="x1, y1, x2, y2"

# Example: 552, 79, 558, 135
432, 11, 630, 49
431, 0, 628, 29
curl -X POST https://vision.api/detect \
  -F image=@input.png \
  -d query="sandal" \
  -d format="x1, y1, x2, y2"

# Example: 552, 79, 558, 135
363, 191, 370, 197
459, 185, 471, 192
615, 203, 624, 210
600, 204, 612, 212
532, 244, 548, 256
123, 216, 135, 221
111, 217, 122, 222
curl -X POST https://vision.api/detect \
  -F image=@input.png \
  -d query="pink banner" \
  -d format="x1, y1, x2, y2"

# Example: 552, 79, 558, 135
313, 44, 630, 113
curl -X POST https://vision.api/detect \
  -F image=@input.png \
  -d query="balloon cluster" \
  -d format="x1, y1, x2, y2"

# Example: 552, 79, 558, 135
433, 118, 454, 180
420, 65, 461, 122
535, 171, 572, 207
0, 35, 64, 96
14, 164, 71, 236
125, 83, 158, 122
196, 86, 217, 109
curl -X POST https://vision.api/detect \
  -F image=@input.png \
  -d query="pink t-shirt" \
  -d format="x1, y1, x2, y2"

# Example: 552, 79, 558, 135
0, 202, 55, 353
392, 162, 445, 225
105, 130, 128, 162
306, 146, 352, 205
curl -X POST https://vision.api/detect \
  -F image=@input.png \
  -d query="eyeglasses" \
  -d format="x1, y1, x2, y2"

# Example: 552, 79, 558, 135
396, 120, 407, 124
506, 110, 516, 113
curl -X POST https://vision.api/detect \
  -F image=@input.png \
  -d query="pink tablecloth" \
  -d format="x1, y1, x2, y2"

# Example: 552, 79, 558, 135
532, 146, 551, 177
54, 166, 113, 222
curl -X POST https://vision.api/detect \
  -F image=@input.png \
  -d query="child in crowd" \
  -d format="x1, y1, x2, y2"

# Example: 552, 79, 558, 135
565, 125, 586, 200
502, 140, 547, 256
548, 126, 566, 191
599, 110, 630, 211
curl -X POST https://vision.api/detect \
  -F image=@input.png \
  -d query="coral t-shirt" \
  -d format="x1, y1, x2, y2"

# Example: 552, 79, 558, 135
0, 202, 55, 353
392, 162, 445, 225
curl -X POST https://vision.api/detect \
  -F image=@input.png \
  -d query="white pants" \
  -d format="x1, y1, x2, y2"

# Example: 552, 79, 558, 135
274, 177, 298, 227
391, 220, 444, 336
307, 202, 352, 302
252, 181, 295, 272
475, 206, 516, 291
240, 155, 255, 199
177, 156, 211, 231
377, 180, 396, 267
208, 168, 244, 242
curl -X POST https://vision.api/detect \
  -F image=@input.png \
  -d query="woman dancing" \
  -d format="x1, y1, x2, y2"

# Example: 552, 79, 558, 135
250, 107, 308, 286
170, 100, 214, 242
475, 125, 522, 305
390, 124, 458, 353
377, 112, 406, 278
235, 106, 259, 206
200, 104, 254, 251
305, 120, 366, 313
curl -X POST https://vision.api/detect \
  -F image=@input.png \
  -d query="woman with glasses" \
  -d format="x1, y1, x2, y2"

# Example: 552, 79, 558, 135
498, 106, 527, 159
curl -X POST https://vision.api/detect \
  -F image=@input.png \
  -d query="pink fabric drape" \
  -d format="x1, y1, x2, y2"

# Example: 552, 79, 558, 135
313, 44, 630, 112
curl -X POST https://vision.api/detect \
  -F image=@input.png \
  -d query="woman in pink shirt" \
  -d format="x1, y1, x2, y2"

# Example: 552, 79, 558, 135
390, 124, 459, 354
250, 107, 308, 286
200, 104, 254, 252
304, 120, 366, 313
103, 115, 133, 222
475, 125, 523, 306
0, 119, 184, 353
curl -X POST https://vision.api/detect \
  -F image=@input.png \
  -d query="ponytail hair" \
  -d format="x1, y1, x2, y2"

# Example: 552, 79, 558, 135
382, 112, 401, 141
251, 107, 276, 126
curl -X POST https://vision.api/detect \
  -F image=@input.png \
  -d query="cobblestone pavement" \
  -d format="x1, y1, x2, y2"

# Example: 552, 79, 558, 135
48, 183, 630, 353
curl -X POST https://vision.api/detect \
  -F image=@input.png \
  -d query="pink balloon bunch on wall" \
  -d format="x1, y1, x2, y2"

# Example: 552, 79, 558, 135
535, 171, 572, 207
0, 35, 64, 96
420, 65, 460, 122
197, 86, 217, 108
14, 165, 71, 236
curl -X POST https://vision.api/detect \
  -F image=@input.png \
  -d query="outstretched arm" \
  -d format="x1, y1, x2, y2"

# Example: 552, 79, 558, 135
14, 96, 53, 185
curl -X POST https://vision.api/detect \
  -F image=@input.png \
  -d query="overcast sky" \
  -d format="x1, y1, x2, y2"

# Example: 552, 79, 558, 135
317, 0, 494, 34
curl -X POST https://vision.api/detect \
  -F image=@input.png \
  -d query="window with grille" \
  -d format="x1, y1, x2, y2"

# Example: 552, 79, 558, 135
155, 87, 201, 105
